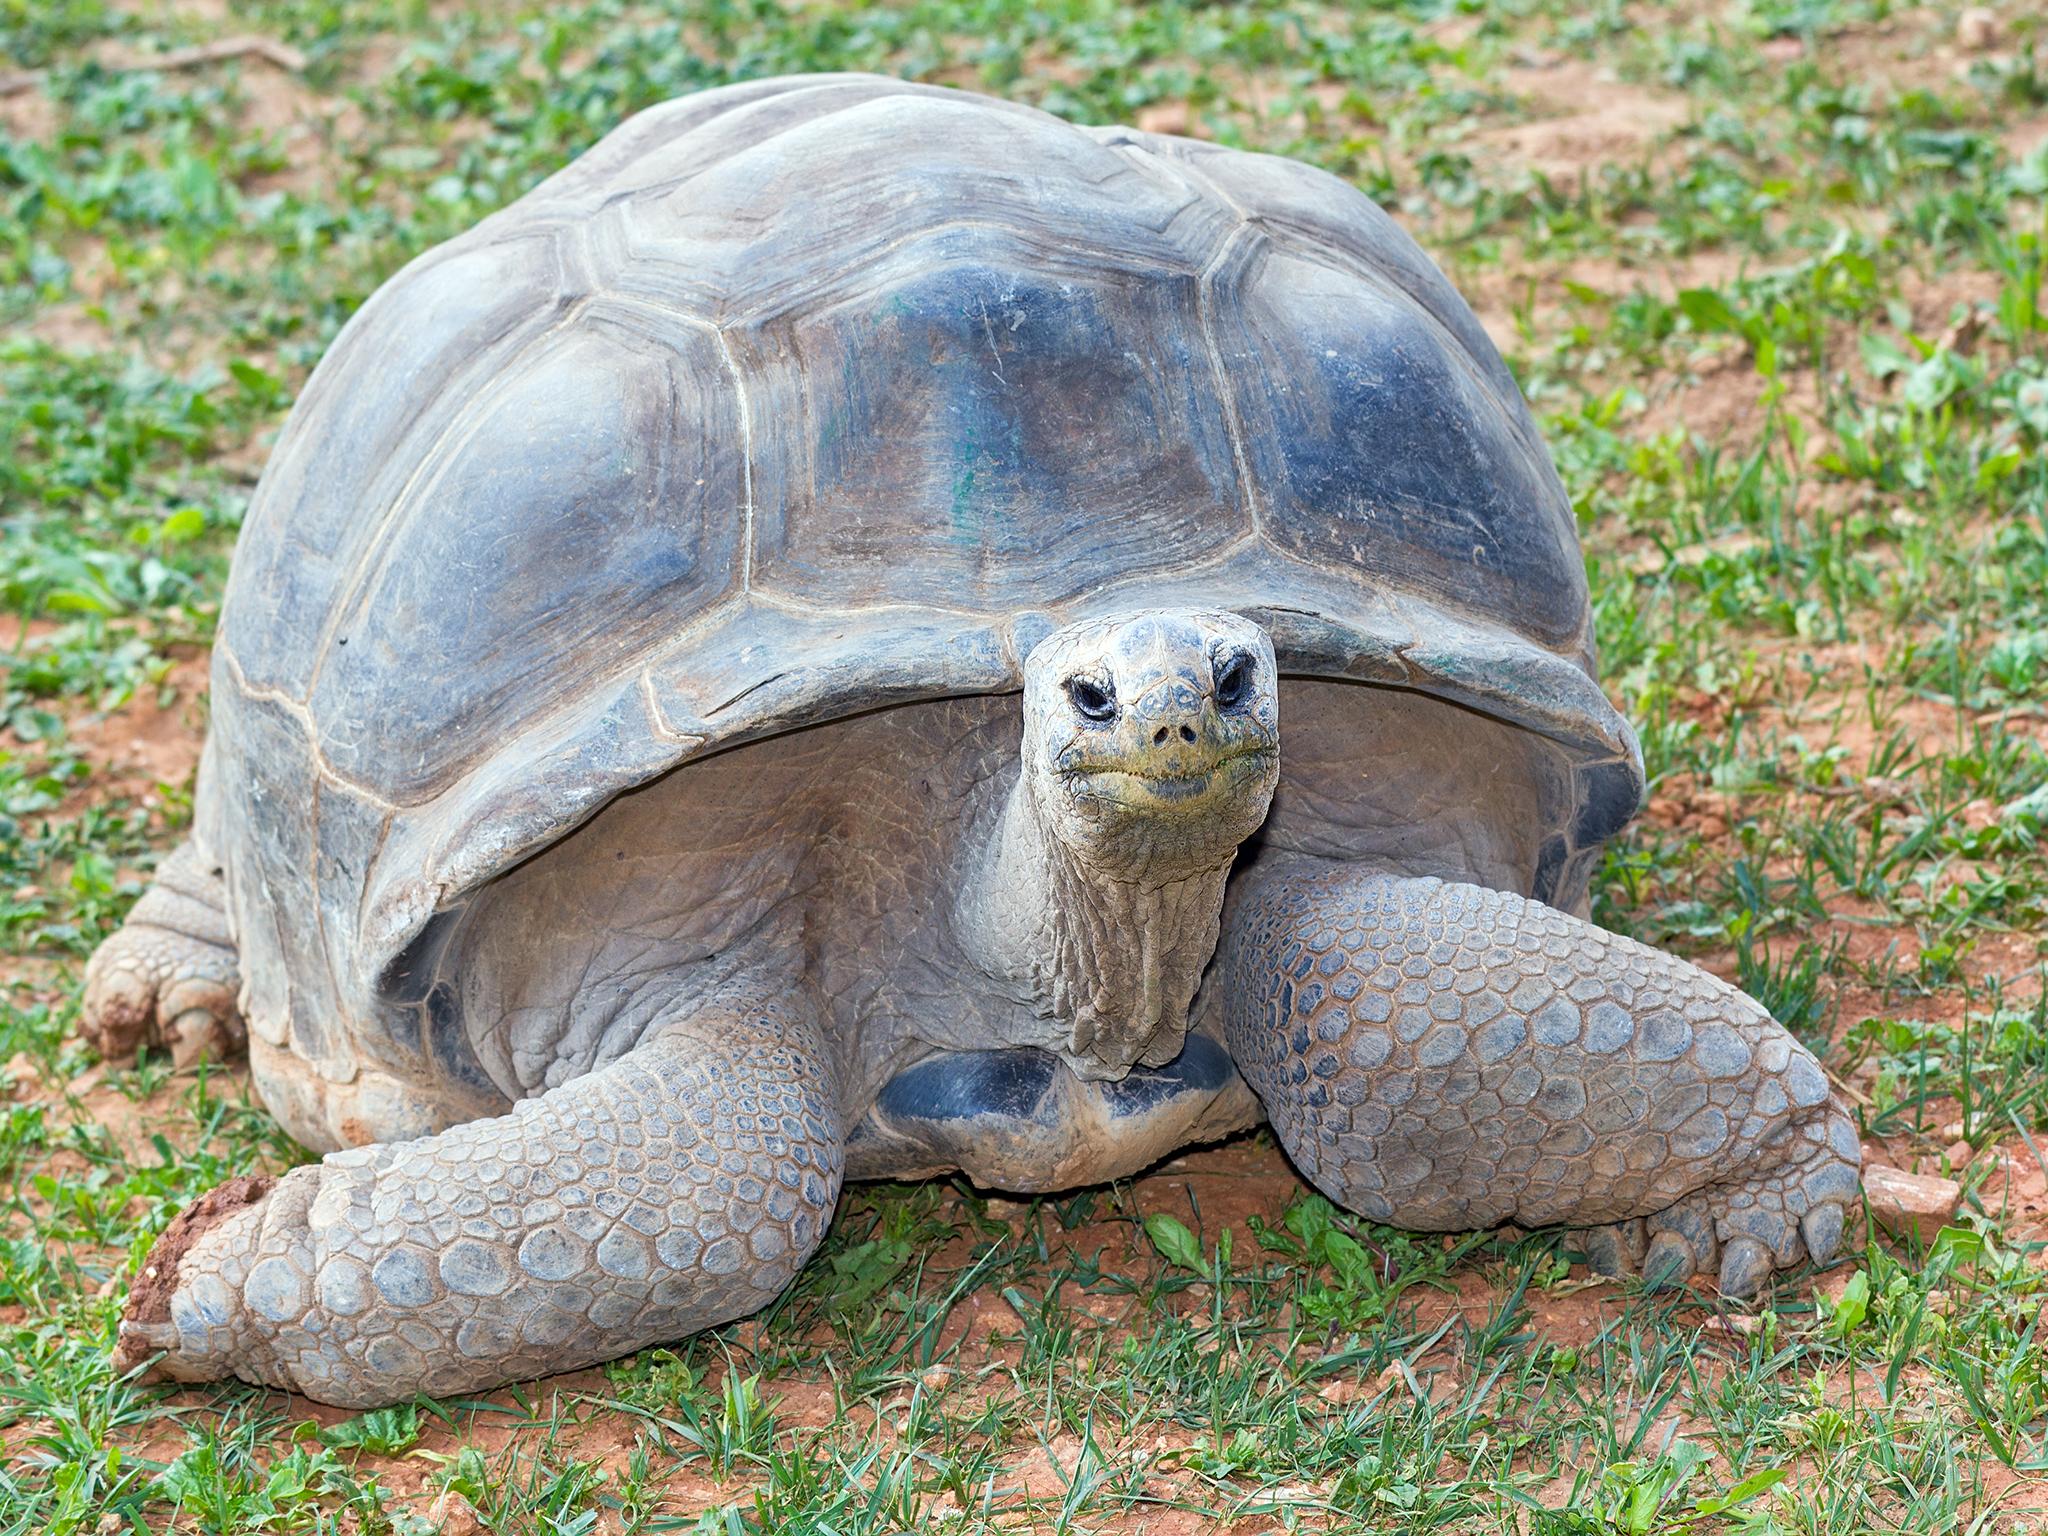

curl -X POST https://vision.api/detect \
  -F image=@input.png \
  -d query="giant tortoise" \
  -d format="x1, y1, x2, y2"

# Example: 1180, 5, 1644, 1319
85, 74, 1860, 1408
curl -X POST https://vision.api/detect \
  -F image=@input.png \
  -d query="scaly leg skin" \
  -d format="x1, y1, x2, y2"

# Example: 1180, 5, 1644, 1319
115, 995, 843, 1408
1219, 869, 1860, 1297
82, 841, 243, 1066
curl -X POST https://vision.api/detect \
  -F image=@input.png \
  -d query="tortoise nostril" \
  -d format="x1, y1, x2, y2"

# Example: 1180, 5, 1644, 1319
1152, 726, 1169, 746
1179, 724, 1196, 743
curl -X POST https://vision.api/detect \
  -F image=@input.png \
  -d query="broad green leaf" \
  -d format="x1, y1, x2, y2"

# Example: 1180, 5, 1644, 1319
1678, 287, 1742, 333
1829, 1269, 1870, 1337
1144, 1212, 1204, 1272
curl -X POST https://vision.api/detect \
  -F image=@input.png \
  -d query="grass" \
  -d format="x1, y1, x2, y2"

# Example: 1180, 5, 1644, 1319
2, 0, 2047, 1529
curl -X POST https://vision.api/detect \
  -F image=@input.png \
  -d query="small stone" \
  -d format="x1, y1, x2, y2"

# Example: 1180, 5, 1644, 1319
1945, 1139, 1974, 1170
1956, 7, 2000, 50
1937, 310, 1985, 358
1864, 1164, 1961, 1244
1135, 102, 1190, 137
427, 1490, 484, 1536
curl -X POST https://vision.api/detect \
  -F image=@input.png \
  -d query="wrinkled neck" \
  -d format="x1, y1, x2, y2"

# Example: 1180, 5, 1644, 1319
955, 772, 1235, 1080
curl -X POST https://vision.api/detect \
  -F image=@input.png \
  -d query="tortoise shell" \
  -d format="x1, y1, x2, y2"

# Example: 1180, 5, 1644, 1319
198, 73, 1642, 1081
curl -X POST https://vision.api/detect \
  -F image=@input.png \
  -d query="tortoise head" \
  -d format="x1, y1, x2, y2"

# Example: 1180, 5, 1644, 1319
1021, 610, 1281, 883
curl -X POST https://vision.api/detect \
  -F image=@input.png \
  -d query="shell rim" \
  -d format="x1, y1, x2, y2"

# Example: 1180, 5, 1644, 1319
335, 567, 1645, 1004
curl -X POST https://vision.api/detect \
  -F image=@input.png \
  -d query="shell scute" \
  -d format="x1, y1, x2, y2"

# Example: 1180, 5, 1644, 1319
304, 309, 743, 803
588, 88, 1218, 325
1211, 247, 1584, 650
1141, 134, 1519, 415
744, 247, 1250, 610
510, 76, 918, 226
223, 234, 576, 700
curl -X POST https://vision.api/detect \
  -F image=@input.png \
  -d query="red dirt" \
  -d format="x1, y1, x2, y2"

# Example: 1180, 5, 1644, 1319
114, 1172, 275, 1372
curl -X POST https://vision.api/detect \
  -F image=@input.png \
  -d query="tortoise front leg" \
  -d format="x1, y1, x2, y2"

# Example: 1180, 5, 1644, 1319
1218, 867, 1860, 1295
115, 992, 842, 1408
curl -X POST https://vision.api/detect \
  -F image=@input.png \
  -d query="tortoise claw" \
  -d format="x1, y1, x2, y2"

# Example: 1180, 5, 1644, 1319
1801, 1203, 1847, 1267
1571, 1217, 1647, 1278
1717, 1236, 1774, 1299
1573, 1227, 1627, 1278
1641, 1231, 1698, 1290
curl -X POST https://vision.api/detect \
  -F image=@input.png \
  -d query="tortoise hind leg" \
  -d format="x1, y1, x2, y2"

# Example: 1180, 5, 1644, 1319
114, 986, 843, 1407
82, 841, 243, 1066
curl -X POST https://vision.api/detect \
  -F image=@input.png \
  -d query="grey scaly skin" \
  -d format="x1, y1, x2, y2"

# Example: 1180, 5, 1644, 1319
953, 613, 1282, 1076
118, 990, 842, 1405
80, 842, 243, 1068
1214, 869, 1860, 1295
106, 609, 1856, 1407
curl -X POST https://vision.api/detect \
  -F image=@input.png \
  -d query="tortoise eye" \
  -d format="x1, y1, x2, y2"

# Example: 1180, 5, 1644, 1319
1064, 676, 1116, 722
1214, 652, 1254, 709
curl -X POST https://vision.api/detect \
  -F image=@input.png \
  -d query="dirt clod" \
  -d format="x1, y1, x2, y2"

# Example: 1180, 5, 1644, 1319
1136, 102, 1192, 136
426, 1491, 484, 1536
113, 1174, 275, 1372
1955, 7, 2000, 50
1863, 1165, 1962, 1244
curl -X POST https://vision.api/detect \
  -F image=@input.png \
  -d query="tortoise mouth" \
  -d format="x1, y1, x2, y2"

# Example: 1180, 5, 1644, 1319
1066, 746, 1276, 810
